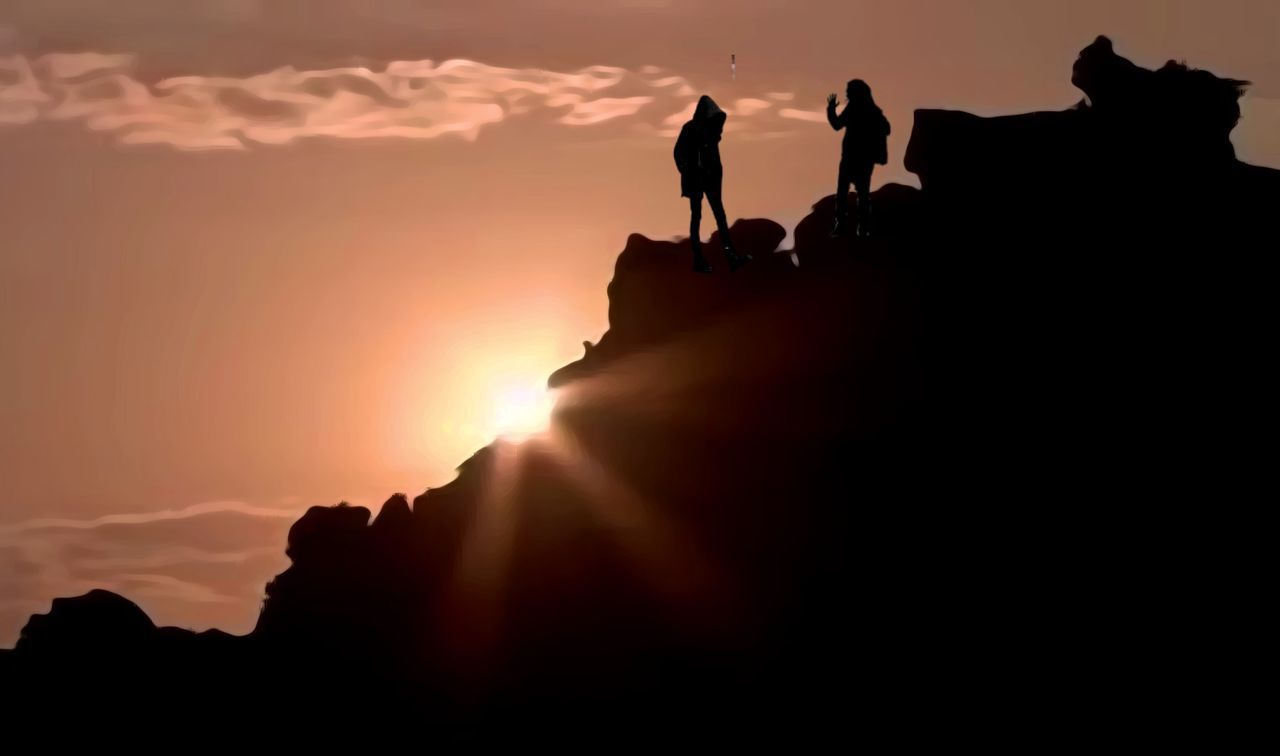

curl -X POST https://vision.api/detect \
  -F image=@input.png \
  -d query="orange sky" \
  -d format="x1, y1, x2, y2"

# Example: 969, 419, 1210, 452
1, 0, 1277, 643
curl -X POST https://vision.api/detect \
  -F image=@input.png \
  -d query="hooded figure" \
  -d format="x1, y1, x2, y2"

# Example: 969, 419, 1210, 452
826, 80, 890, 237
674, 95, 749, 273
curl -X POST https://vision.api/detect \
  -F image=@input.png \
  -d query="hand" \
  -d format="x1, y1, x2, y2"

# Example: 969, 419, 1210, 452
827, 93, 838, 108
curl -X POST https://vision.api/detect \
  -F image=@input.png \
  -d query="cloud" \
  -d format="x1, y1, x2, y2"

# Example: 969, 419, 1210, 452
0, 51, 812, 151
0, 500, 300, 535
556, 96, 655, 126
778, 107, 828, 124
734, 98, 773, 117
0, 54, 44, 124
0, 501, 299, 647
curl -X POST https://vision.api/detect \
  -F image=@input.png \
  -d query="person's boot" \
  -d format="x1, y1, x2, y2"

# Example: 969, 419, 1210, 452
692, 244, 713, 274
724, 243, 752, 272
829, 215, 848, 238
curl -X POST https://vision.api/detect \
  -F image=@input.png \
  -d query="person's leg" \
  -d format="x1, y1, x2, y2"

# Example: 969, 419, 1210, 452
689, 193, 711, 272
853, 164, 873, 236
835, 158, 851, 223
689, 194, 702, 244
707, 182, 749, 269
706, 183, 731, 243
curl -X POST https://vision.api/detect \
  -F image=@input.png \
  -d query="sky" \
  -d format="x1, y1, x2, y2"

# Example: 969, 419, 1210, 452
2, 1, 1278, 644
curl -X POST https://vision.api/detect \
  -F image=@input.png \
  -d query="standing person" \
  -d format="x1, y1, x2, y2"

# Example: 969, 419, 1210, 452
674, 95, 750, 273
826, 80, 890, 237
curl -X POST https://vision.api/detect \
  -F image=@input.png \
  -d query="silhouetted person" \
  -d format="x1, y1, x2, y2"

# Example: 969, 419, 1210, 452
675, 95, 750, 273
827, 80, 890, 237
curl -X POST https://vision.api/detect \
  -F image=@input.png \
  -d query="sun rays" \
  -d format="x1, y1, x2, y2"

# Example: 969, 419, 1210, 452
436, 367, 730, 666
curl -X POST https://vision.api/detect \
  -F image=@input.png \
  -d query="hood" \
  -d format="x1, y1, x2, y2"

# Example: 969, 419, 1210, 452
693, 95, 727, 125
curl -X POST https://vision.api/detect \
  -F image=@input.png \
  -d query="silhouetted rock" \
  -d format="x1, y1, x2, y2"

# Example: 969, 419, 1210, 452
371, 492, 411, 531
1072, 34, 1247, 164
3, 38, 1274, 742
16, 590, 154, 656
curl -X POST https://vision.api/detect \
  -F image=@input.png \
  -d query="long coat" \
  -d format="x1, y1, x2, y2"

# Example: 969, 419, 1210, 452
674, 95, 727, 197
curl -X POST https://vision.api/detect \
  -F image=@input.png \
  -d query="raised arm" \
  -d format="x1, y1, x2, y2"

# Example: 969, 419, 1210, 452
826, 93, 843, 131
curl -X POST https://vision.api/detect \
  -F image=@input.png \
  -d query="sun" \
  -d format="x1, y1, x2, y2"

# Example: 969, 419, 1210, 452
487, 381, 556, 440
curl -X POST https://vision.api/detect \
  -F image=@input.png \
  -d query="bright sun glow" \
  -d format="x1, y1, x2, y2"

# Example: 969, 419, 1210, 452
487, 381, 556, 440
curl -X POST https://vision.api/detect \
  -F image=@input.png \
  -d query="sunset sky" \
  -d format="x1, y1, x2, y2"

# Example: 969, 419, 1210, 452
2, 1, 1277, 644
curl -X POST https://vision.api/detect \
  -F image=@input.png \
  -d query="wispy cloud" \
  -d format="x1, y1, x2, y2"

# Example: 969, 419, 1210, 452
0, 500, 300, 535
0, 51, 813, 151
0, 500, 300, 647
778, 107, 828, 124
